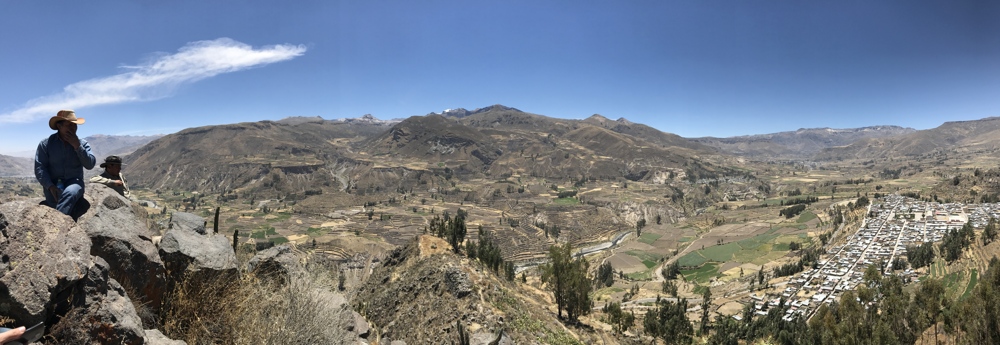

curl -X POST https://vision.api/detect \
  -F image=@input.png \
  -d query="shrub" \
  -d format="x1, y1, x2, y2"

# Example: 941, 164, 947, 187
160, 256, 351, 344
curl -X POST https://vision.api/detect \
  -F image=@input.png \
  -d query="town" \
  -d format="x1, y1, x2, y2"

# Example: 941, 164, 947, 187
745, 194, 999, 322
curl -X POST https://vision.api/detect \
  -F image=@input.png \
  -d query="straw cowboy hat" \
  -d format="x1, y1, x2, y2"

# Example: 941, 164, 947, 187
100, 155, 126, 168
49, 110, 85, 130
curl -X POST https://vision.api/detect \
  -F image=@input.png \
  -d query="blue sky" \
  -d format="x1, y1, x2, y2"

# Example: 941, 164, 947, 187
2, 1, 999, 156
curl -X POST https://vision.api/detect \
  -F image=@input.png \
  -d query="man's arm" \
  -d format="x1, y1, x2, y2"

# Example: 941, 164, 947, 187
77, 139, 96, 170
90, 175, 113, 184
34, 140, 53, 189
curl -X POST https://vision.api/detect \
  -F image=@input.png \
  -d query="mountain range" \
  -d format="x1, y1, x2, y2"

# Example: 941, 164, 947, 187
7, 106, 999, 183
691, 126, 916, 159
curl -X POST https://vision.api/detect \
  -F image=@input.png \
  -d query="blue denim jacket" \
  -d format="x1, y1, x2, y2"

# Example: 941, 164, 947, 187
34, 133, 96, 189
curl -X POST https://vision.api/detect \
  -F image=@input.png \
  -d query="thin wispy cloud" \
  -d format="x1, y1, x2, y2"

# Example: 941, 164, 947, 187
0, 38, 306, 124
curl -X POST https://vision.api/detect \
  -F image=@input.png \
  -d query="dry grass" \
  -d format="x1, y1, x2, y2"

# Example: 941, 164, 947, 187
160, 251, 352, 345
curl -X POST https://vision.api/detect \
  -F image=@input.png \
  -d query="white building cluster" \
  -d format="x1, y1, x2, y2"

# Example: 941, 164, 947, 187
742, 194, 1000, 322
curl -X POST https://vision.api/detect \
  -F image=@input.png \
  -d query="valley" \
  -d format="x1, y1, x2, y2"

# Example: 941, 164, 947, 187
4, 106, 1000, 344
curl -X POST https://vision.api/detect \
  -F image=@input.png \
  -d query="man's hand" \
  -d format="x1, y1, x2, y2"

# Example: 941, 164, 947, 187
60, 132, 81, 149
0, 326, 26, 343
49, 185, 61, 198
113, 180, 124, 186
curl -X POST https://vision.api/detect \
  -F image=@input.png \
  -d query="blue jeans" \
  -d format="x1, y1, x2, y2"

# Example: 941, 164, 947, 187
44, 178, 85, 216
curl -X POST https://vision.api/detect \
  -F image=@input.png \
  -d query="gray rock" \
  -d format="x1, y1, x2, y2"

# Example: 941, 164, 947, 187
0, 201, 94, 325
78, 278, 146, 345
159, 213, 237, 285
353, 311, 371, 338
246, 244, 303, 284
444, 265, 472, 298
471, 329, 513, 345
390, 341, 407, 345
168, 212, 207, 235
78, 184, 167, 314
145, 329, 187, 345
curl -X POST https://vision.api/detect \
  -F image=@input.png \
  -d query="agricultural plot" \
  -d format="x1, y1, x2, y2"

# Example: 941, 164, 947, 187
639, 232, 663, 245
682, 263, 720, 283
962, 269, 979, 300
677, 231, 797, 271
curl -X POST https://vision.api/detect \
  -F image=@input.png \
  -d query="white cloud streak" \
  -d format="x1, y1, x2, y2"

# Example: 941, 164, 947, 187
0, 38, 306, 124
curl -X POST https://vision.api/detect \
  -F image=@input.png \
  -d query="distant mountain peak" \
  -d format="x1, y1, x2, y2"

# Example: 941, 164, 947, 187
471, 104, 521, 114
586, 114, 609, 122
616, 117, 633, 125
276, 116, 324, 125
334, 114, 398, 125
433, 104, 522, 118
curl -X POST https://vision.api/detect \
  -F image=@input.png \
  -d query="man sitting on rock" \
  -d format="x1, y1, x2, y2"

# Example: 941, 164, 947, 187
34, 110, 96, 218
90, 155, 131, 199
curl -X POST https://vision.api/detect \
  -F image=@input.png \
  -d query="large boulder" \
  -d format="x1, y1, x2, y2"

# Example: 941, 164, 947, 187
158, 212, 237, 284
0, 201, 147, 344
167, 212, 207, 235
78, 184, 167, 315
49, 257, 146, 345
0, 201, 94, 326
145, 329, 186, 345
245, 245, 303, 284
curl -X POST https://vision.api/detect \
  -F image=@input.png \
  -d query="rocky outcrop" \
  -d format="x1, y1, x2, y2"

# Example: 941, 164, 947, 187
158, 212, 237, 285
0, 201, 148, 344
78, 184, 167, 314
144, 329, 187, 345
63, 257, 145, 344
246, 244, 302, 284
444, 265, 473, 298
166, 212, 207, 235
0, 201, 94, 326
353, 236, 507, 344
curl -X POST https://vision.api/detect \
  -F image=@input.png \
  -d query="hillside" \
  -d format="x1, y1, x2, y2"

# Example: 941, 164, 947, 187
124, 105, 738, 197
124, 118, 393, 196
583, 114, 717, 152
0, 154, 32, 177
693, 125, 915, 159
816, 117, 1000, 161
83, 134, 163, 161
353, 235, 605, 344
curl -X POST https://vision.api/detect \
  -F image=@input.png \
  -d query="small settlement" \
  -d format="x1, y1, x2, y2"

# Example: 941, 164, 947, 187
744, 194, 999, 322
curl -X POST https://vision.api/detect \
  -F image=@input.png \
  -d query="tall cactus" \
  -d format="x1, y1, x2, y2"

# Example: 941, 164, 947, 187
214, 207, 220, 234
456, 321, 470, 345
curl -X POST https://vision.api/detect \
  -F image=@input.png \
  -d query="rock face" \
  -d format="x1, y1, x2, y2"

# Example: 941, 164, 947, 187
0, 200, 149, 344
78, 184, 167, 314
0, 201, 94, 325
246, 244, 302, 283
444, 265, 473, 298
145, 329, 187, 345
61, 257, 146, 345
167, 212, 207, 235
158, 212, 237, 285
353, 236, 507, 344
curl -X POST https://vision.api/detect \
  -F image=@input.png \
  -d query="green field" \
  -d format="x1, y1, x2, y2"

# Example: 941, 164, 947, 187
639, 232, 663, 245
251, 226, 278, 239
962, 269, 979, 300
700, 242, 742, 262
552, 197, 580, 205
736, 233, 780, 249
692, 284, 711, 296
682, 263, 720, 284
306, 227, 328, 237
678, 252, 709, 267
626, 250, 663, 267
796, 211, 817, 223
